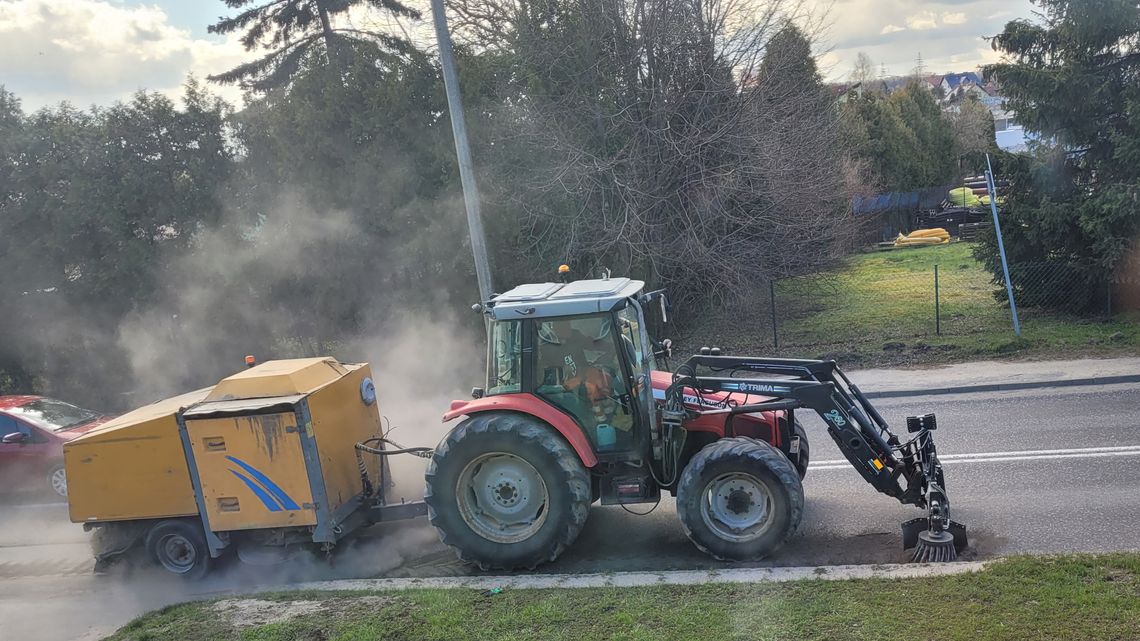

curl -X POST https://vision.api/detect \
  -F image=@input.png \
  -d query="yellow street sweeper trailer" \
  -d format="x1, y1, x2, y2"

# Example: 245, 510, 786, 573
64, 357, 423, 578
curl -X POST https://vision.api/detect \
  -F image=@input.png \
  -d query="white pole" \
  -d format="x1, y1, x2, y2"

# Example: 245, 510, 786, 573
431, 0, 494, 302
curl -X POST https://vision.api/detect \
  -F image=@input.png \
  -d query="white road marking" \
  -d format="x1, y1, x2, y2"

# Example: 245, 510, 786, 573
810, 445, 1140, 470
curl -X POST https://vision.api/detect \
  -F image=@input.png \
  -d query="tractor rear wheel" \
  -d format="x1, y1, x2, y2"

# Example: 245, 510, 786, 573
425, 412, 591, 571
677, 437, 804, 561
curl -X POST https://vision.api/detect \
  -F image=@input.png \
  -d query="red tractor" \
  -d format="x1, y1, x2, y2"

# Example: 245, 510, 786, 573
423, 275, 966, 570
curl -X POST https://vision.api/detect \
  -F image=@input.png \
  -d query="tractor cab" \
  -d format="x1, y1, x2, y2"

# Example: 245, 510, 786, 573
477, 276, 660, 463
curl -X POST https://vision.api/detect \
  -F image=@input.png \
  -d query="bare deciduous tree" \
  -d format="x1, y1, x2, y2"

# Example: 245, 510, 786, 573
948, 96, 996, 158
851, 51, 875, 85
452, 0, 860, 311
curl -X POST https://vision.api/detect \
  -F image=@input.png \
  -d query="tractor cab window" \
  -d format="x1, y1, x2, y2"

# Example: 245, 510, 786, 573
615, 302, 655, 375
535, 314, 635, 453
488, 320, 523, 395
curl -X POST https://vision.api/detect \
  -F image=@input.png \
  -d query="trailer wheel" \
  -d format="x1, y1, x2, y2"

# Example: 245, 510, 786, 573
425, 412, 590, 571
792, 419, 810, 480
145, 520, 211, 579
677, 437, 804, 561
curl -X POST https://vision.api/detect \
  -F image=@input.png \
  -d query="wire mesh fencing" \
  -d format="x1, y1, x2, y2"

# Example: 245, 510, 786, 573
720, 254, 1118, 355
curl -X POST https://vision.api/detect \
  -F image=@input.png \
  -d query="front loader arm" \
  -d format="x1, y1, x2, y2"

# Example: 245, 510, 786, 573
664, 356, 965, 554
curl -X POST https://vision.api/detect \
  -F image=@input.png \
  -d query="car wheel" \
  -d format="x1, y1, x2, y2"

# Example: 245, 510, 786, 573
48, 464, 68, 499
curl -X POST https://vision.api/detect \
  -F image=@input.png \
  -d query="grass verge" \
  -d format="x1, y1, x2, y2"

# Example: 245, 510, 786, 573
677, 242, 1139, 367
107, 554, 1140, 641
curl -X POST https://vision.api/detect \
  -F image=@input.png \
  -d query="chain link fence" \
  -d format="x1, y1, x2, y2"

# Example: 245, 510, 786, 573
691, 249, 1121, 357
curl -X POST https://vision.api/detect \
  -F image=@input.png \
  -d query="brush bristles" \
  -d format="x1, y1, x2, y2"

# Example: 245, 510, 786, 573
912, 539, 958, 563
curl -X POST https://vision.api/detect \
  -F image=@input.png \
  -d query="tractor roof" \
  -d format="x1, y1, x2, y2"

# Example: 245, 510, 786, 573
487, 277, 644, 320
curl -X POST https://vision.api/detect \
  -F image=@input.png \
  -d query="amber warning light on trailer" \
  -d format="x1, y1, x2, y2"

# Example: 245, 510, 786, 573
245, 355, 256, 368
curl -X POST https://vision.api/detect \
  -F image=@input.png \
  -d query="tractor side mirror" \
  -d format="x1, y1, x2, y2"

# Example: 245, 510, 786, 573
2, 432, 27, 444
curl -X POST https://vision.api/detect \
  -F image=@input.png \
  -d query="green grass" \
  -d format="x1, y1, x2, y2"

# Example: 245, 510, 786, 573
677, 242, 1139, 367
106, 555, 1140, 641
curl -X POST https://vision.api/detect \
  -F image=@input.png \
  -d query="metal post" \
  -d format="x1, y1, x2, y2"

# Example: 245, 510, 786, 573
985, 154, 1021, 337
769, 280, 779, 349
935, 264, 941, 335
431, 0, 494, 302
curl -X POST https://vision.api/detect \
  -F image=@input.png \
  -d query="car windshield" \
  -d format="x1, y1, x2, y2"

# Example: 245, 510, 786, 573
7, 399, 100, 432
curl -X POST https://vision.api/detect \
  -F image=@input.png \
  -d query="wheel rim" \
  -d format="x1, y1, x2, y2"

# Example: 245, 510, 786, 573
51, 468, 67, 498
456, 452, 549, 544
700, 472, 775, 543
156, 533, 198, 573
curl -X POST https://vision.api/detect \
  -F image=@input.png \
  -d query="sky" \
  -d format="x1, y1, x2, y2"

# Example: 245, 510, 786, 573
0, 0, 1037, 111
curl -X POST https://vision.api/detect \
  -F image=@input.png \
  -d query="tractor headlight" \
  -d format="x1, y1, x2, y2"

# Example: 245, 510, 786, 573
360, 377, 377, 406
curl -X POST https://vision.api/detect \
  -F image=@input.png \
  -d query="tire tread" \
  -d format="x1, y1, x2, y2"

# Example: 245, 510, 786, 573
676, 437, 804, 560
424, 412, 590, 570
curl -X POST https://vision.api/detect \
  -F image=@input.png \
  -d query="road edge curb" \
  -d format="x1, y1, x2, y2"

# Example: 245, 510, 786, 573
862, 374, 1140, 399
290, 561, 989, 591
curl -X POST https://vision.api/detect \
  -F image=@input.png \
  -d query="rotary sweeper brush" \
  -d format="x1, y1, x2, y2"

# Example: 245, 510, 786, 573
64, 274, 965, 579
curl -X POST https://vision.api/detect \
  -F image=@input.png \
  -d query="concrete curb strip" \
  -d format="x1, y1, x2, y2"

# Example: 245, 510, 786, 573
863, 374, 1140, 399
292, 561, 988, 592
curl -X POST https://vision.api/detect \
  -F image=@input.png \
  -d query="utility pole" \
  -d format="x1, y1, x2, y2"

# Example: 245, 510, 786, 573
985, 153, 1021, 337
431, 0, 494, 302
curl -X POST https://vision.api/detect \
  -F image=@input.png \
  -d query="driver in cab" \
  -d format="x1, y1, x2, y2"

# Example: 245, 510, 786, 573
537, 318, 633, 450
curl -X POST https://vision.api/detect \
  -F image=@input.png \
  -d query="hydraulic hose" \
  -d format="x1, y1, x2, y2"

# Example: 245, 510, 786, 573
355, 437, 434, 459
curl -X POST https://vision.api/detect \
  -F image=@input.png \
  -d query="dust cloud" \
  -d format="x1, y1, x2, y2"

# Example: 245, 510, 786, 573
115, 194, 368, 403
362, 313, 484, 499
2, 191, 489, 641
109, 188, 487, 495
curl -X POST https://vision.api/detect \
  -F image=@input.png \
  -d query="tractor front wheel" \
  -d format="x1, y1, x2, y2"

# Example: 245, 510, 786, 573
792, 419, 810, 480
425, 412, 591, 571
677, 437, 804, 560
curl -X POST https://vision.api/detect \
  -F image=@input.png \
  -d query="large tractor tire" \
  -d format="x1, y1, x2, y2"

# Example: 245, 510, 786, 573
792, 419, 810, 480
424, 412, 591, 571
677, 437, 804, 561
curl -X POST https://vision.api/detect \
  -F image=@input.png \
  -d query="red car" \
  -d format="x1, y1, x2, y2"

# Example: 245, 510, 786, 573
0, 396, 110, 499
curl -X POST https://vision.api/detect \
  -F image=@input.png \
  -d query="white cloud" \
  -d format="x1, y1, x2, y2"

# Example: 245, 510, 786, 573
0, 0, 1035, 105
941, 12, 968, 25
809, 0, 1035, 81
0, 0, 247, 110
905, 11, 940, 31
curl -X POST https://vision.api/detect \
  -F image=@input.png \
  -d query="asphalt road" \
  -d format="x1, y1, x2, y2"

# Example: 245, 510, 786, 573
4, 382, 1140, 640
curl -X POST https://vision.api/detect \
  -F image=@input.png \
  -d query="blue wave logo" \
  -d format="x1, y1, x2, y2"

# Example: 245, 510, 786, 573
226, 456, 300, 512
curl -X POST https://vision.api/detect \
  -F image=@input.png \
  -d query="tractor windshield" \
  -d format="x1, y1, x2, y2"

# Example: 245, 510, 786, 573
615, 302, 656, 374
487, 320, 522, 395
